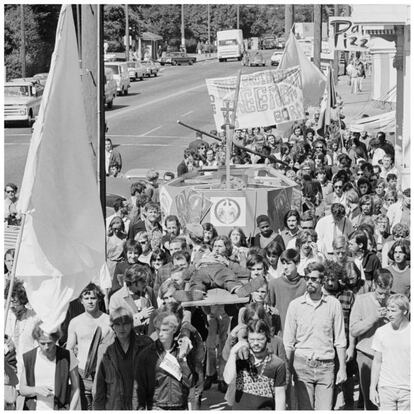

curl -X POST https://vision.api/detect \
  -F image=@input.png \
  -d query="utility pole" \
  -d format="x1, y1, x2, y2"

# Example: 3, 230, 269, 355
333, 4, 339, 82
236, 4, 240, 29
125, 4, 129, 61
20, 4, 26, 77
313, 4, 322, 70
181, 4, 185, 51
285, 5, 294, 35
207, 4, 210, 48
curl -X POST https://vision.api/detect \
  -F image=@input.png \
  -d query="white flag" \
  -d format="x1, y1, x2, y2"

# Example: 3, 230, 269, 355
279, 31, 326, 109
16, 5, 106, 332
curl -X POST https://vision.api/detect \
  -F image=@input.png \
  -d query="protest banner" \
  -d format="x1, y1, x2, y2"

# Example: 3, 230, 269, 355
206, 67, 304, 130
329, 16, 370, 52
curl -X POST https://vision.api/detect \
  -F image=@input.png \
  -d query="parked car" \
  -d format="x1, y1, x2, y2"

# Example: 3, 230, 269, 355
104, 68, 117, 109
104, 61, 130, 96
146, 59, 160, 76
127, 61, 145, 81
160, 52, 196, 66
4, 79, 44, 126
270, 51, 283, 66
33, 73, 49, 86
276, 36, 287, 50
249, 52, 266, 67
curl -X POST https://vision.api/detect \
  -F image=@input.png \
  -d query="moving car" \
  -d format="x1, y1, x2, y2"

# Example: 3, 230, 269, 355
249, 52, 266, 67
270, 51, 283, 66
217, 29, 244, 62
4, 79, 44, 126
127, 61, 145, 81
104, 61, 130, 96
160, 52, 196, 66
104, 67, 117, 108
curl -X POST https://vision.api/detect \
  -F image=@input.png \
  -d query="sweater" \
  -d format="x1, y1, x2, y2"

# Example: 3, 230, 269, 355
268, 276, 307, 332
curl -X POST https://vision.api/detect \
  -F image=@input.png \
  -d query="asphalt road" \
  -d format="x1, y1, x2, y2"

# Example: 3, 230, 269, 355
4, 50, 276, 187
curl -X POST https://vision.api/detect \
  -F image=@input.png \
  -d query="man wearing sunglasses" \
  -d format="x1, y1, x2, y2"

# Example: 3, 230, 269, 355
4, 182, 20, 225
283, 262, 347, 410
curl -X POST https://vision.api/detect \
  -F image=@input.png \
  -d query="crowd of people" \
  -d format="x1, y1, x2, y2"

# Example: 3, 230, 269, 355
4, 109, 411, 411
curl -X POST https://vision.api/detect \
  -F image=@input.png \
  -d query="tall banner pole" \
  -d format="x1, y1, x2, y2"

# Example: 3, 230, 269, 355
4, 214, 27, 330
226, 69, 242, 190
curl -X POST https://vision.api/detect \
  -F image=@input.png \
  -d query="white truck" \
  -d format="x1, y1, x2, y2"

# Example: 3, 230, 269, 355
217, 29, 244, 62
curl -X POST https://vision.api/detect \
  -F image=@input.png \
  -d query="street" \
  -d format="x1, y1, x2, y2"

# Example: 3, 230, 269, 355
4, 52, 275, 187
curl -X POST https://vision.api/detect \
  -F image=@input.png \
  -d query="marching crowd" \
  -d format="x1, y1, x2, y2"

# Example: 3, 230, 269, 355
4, 110, 411, 411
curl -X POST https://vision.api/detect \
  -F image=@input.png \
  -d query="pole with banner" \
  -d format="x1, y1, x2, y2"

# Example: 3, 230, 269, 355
224, 69, 242, 190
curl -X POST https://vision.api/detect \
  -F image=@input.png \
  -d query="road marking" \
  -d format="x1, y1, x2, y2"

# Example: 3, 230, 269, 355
107, 134, 189, 139
4, 132, 32, 136
181, 110, 194, 117
141, 126, 162, 136
4, 142, 30, 146
105, 83, 206, 121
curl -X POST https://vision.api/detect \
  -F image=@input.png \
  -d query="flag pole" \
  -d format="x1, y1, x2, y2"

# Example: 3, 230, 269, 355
226, 69, 242, 190
4, 213, 27, 331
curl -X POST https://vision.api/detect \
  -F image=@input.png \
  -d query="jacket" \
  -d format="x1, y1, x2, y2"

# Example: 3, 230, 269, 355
137, 339, 193, 409
93, 332, 153, 410
23, 346, 71, 410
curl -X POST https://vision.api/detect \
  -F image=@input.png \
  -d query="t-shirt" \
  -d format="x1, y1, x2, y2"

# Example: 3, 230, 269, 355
386, 265, 410, 297
233, 353, 286, 410
34, 348, 78, 410
371, 322, 410, 390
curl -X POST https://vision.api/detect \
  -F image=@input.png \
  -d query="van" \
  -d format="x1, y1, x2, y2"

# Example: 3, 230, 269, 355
217, 29, 244, 62
104, 62, 130, 96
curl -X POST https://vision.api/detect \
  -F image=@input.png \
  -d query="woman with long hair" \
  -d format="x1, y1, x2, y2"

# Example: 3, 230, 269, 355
386, 240, 410, 297
228, 227, 249, 266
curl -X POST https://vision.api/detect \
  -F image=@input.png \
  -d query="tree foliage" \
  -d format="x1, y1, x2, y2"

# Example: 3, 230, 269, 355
4, 4, 348, 77
4, 4, 60, 80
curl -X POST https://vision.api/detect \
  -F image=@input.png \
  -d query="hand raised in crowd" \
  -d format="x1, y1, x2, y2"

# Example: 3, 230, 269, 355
178, 336, 193, 359
139, 306, 154, 321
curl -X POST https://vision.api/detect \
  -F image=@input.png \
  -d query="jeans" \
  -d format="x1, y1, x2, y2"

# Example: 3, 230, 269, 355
356, 350, 378, 410
205, 307, 230, 380
379, 386, 410, 411
293, 355, 335, 410
78, 368, 94, 410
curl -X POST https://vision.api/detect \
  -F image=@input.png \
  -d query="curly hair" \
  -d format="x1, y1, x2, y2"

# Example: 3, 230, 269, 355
4, 278, 28, 305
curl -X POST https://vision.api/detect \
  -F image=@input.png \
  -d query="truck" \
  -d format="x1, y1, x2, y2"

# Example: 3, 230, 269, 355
217, 29, 244, 62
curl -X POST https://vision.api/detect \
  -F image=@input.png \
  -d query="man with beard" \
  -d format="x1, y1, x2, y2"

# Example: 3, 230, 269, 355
323, 262, 358, 410
223, 319, 286, 410
283, 262, 347, 410
349, 269, 393, 410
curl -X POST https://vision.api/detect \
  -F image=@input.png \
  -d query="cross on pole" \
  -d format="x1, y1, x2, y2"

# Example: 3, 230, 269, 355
220, 100, 235, 126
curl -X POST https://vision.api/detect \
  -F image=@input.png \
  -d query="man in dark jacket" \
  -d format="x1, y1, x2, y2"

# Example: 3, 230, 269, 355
93, 307, 152, 410
137, 310, 194, 410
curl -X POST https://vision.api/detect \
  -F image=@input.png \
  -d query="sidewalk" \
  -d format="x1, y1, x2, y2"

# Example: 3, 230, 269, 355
336, 73, 394, 124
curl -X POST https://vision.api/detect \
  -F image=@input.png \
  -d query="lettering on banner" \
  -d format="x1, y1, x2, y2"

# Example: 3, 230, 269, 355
206, 67, 305, 130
